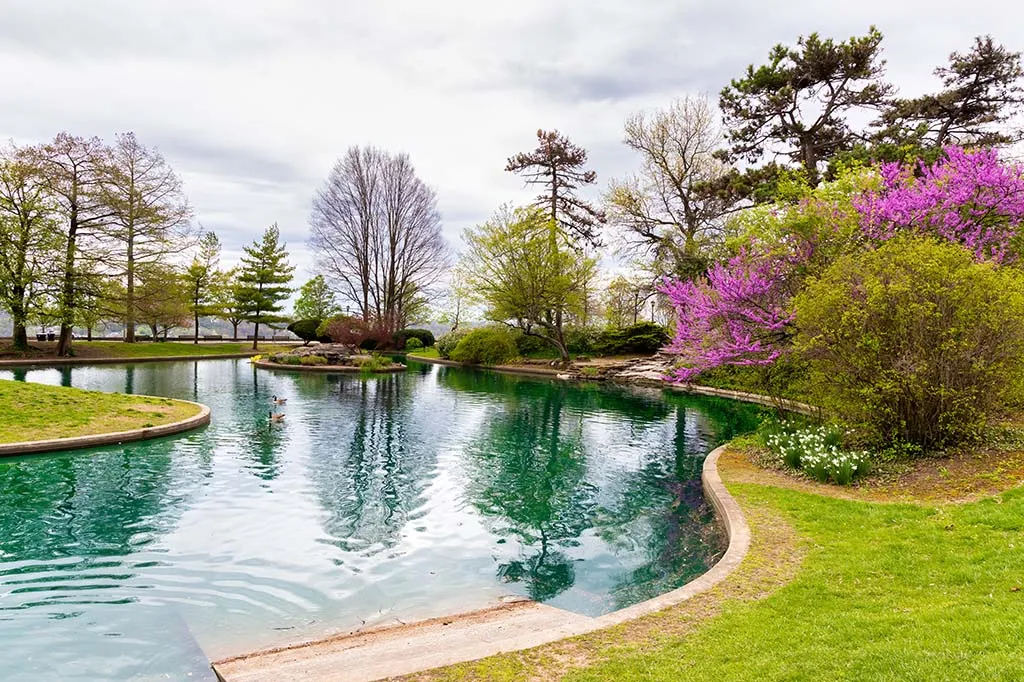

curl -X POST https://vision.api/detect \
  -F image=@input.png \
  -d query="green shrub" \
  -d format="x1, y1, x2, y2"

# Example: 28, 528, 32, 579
299, 354, 328, 366
393, 328, 435, 348
282, 354, 302, 365
287, 319, 324, 345
437, 329, 468, 359
565, 327, 600, 354
595, 322, 669, 356
404, 337, 424, 351
355, 355, 393, 372
794, 236, 1024, 450
513, 331, 550, 356
450, 327, 518, 365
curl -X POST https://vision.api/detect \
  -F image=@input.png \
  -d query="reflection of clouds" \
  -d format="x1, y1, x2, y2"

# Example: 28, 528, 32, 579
306, 376, 443, 556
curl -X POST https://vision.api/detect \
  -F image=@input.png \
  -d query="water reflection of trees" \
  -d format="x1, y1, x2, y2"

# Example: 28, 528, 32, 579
460, 387, 599, 601
306, 375, 438, 555
448, 368, 763, 607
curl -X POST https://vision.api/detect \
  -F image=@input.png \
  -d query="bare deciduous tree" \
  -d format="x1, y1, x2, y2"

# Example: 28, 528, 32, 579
606, 95, 738, 280
101, 132, 194, 342
309, 146, 449, 336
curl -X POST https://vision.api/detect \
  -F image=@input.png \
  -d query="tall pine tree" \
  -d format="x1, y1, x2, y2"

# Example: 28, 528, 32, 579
236, 223, 294, 349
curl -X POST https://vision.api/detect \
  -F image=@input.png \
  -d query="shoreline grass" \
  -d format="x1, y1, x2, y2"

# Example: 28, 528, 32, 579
0, 379, 202, 444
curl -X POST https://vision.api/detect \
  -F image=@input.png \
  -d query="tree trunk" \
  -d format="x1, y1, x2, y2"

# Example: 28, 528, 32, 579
232, 321, 239, 340
125, 234, 135, 343
252, 321, 260, 350
56, 211, 78, 358
12, 324, 28, 352
10, 284, 28, 352
194, 313, 200, 344
87, 326, 93, 341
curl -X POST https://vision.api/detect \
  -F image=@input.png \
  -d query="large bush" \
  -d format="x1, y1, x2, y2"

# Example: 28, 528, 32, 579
513, 330, 551, 356
321, 315, 391, 349
404, 337, 423, 351
595, 322, 670, 356
393, 328, 435, 349
436, 328, 468, 359
794, 236, 1024, 449
565, 327, 600, 355
450, 327, 518, 365
287, 319, 325, 345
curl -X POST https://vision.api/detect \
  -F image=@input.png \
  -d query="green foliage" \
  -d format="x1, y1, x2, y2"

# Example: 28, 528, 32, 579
513, 330, 551, 356
354, 354, 393, 372
694, 357, 812, 403
762, 422, 869, 485
404, 337, 423, 351
299, 354, 328, 366
794, 236, 1024, 450
461, 205, 597, 363
293, 275, 340, 320
595, 322, 669, 356
564, 327, 599, 355
436, 328, 469, 359
450, 327, 518, 365
286, 318, 324, 345
393, 328, 435, 348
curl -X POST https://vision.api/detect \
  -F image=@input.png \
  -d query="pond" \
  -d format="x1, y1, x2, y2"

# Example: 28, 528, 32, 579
0, 359, 760, 681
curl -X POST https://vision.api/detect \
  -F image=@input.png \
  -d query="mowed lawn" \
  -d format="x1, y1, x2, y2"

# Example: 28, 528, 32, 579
407, 452, 1024, 682
71, 341, 290, 358
0, 379, 202, 444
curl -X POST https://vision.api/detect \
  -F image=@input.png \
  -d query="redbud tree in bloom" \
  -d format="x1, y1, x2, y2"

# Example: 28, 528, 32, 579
660, 146, 1024, 383
855, 146, 1024, 263
659, 243, 804, 382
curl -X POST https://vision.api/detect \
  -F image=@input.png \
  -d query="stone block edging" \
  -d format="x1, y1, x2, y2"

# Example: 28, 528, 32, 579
0, 400, 211, 457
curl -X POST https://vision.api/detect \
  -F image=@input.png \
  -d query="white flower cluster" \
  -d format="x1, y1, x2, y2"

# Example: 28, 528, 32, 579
765, 425, 869, 485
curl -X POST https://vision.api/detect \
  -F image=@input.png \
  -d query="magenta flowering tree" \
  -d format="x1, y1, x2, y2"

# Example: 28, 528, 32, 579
659, 243, 803, 382
855, 146, 1024, 263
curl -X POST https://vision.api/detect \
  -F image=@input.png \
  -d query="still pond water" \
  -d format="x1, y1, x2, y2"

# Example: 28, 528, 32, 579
0, 359, 760, 681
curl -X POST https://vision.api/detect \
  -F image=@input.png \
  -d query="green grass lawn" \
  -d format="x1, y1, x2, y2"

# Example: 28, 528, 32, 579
0, 379, 202, 444
407, 454, 1024, 682
406, 347, 441, 359
71, 341, 291, 358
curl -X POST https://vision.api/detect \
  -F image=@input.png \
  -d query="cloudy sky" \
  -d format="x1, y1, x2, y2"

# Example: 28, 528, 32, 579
0, 0, 1019, 281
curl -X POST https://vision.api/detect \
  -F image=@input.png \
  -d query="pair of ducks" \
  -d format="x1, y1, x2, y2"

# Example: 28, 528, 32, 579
269, 395, 287, 423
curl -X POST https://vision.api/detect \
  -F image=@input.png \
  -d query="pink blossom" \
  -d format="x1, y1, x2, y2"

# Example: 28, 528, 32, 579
855, 146, 1024, 263
659, 244, 802, 382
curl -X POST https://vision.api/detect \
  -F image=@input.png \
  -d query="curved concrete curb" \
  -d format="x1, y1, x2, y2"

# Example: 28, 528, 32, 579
213, 443, 748, 682
0, 400, 211, 457
252, 360, 406, 373
0, 353, 258, 369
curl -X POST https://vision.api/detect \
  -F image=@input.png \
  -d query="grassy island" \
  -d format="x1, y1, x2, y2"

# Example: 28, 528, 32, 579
0, 379, 203, 445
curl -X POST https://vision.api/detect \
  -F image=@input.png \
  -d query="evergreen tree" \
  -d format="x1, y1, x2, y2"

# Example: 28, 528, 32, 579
506, 130, 605, 247
236, 223, 294, 349
719, 27, 892, 188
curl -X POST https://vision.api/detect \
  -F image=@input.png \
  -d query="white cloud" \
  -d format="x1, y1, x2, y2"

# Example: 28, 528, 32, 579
0, 0, 1020, 285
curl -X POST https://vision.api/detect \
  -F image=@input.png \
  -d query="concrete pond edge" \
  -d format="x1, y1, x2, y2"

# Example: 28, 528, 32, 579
0, 400, 211, 457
